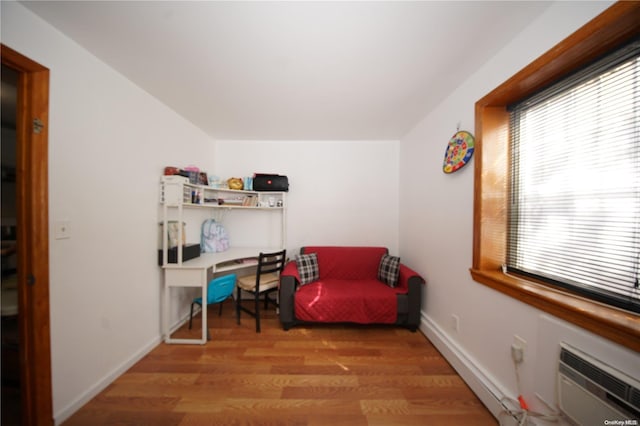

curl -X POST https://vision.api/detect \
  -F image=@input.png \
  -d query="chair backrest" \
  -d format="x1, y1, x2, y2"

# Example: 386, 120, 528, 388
256, 250, 287, 282
207, 273, 237, 304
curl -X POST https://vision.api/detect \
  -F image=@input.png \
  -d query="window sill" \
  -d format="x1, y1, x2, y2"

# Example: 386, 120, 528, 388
470, 268, 640, 352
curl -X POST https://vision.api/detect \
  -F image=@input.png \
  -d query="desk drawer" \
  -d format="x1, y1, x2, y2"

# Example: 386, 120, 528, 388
165, 268, 209, 287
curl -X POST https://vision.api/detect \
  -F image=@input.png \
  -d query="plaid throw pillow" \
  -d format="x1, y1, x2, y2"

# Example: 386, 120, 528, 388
296, 253, 319, 285
378, 254, 400, 288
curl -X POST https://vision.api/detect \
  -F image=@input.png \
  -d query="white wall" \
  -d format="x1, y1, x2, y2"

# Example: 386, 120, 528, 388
214, 140, 399, 256
1, 3, 216, 423
399, 1, 639, 422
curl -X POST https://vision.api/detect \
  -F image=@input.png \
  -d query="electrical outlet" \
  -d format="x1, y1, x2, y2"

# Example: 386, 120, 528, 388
54, 221, 71, 240
511, 343, 524, 363
511, 335, 527, 363
513, 335, 527, 350
451, 314, 460, 332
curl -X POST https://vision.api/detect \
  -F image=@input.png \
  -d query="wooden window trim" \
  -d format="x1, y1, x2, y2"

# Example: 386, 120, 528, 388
471, 2, 640, 353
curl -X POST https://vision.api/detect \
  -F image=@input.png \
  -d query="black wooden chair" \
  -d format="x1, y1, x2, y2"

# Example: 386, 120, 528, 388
236, 249, 286, 333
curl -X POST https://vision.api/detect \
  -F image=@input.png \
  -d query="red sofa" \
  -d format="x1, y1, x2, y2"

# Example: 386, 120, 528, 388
279, 246, 425, 331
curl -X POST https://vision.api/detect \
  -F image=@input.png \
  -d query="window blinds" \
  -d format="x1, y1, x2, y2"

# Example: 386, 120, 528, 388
508, 39, 640, 313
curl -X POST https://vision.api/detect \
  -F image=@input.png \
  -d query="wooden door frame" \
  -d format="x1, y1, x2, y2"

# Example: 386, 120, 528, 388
1, 44, 53, 425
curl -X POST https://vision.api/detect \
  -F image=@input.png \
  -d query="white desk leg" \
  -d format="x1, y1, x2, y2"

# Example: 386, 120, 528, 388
163, 274, 169, 343
201, 268, 207, 343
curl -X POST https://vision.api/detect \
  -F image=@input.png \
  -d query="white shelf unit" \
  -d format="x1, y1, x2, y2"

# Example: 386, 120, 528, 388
159, 176, 287, 265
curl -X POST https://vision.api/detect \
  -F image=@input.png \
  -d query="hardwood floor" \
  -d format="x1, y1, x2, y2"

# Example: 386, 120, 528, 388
63, 302, 497, 425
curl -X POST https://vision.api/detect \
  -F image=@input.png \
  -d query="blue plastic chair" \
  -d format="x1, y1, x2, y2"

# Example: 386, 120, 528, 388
189, 274, 237, 333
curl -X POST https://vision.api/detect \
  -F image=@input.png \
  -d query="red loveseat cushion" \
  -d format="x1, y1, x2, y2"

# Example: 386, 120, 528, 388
294, 278, 397, 324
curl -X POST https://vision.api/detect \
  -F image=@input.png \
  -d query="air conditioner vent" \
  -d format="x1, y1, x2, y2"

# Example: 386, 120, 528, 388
560, 345, 628, 400
558, 342, 640, 425
631, 387, 640, 409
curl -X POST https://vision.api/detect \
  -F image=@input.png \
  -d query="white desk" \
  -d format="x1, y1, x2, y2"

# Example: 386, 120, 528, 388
162, 247, 280, 344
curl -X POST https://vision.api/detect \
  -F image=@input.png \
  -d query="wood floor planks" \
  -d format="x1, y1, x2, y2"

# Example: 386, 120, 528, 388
62, 303, 496, 425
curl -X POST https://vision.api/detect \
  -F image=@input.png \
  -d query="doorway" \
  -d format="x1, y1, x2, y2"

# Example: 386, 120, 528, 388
2, 62, 21, 425
1, 44, 53, 426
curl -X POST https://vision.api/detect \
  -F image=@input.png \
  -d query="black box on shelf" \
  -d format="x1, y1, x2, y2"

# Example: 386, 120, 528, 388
158, 244, 201, 265
253, 174, 289, 192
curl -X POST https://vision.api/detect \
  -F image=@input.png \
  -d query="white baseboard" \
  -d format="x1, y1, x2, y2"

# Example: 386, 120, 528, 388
53, 335, 161, 425
420, 312, 519, 426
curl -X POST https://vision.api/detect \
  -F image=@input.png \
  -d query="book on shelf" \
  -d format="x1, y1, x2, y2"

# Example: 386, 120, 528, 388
242, 195, 258, 207
222, 196, 244, 206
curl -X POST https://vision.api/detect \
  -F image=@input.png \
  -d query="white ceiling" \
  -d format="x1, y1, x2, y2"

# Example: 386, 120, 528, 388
21, 1, 550, 140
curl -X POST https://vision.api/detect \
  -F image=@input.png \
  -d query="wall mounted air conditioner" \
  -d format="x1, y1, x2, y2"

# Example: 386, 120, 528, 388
558, 342, 640, 425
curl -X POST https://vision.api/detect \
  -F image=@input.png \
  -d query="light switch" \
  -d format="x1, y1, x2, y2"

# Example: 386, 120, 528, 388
54, 221, 71, 239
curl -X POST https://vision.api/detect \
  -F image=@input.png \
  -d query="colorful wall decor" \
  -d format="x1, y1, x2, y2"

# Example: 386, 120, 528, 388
443, 130, 475, 173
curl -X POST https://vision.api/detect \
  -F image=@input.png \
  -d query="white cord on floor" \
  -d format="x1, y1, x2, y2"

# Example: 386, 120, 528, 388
497, 357, 562, 425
